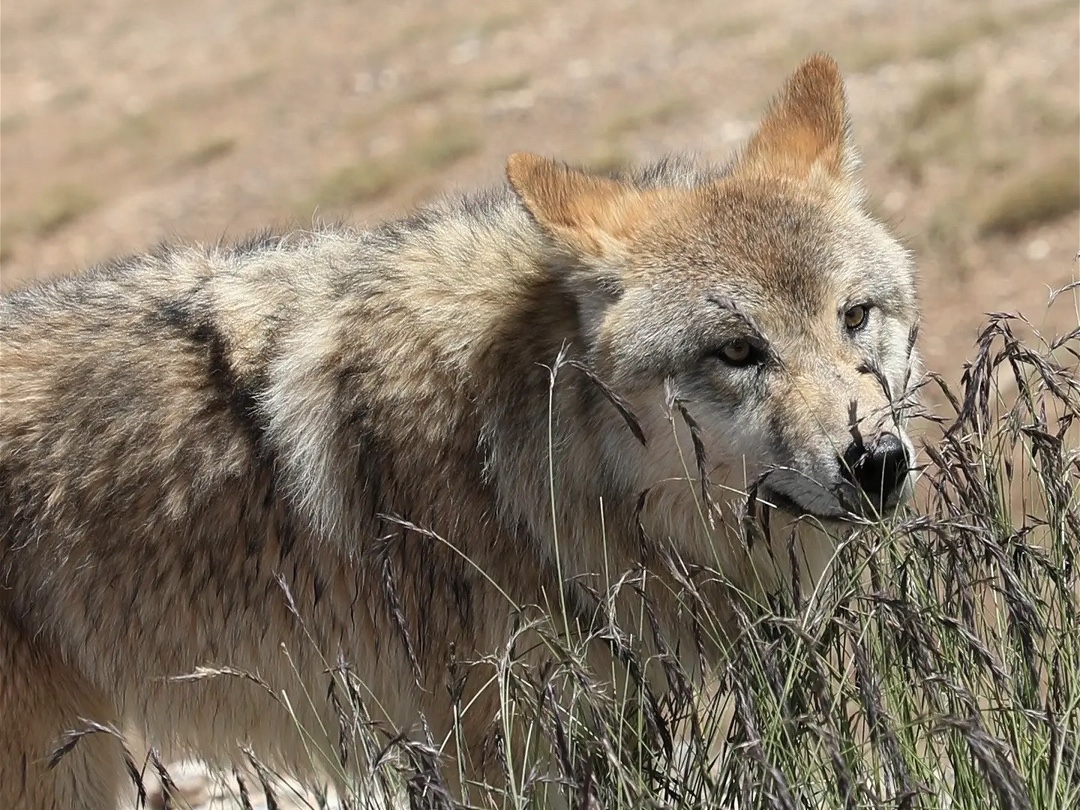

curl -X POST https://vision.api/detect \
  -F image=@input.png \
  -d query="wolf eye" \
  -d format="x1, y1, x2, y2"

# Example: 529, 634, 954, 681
717, 338, 756, 367
844, 304, 870, 331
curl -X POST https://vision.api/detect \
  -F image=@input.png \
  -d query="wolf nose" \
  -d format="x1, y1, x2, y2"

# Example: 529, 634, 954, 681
840, 434, 909, 512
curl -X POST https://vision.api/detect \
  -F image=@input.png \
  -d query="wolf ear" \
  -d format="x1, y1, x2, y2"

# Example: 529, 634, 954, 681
506, 153, 652, 258
739, 53, 858, 183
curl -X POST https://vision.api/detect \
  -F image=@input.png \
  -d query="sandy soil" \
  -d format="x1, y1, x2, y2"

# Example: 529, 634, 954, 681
1, 0, 1077, 806
4, 0, 1078, 375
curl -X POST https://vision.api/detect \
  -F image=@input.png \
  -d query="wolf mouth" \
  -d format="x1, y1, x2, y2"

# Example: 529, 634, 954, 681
757, 484, 850, 522
759, 482, 906, 523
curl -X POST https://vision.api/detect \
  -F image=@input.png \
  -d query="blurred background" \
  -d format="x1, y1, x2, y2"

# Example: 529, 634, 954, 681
2, 0, 1078, 387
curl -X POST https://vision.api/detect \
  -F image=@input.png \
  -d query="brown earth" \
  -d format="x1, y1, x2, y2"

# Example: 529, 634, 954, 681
1, 0, 1078, 806
3, 0, 1078, 380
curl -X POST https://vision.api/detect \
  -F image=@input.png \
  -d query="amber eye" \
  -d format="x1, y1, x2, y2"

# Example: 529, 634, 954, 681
718, 338, 754, 366
844, 304, 869, 331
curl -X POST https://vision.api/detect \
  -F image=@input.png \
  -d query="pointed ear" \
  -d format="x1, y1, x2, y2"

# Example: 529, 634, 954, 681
506, 153, 654, 258
740, 53, 858, 183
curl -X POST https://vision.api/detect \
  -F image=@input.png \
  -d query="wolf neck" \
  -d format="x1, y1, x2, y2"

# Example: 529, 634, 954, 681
439, 217, 627, 506
430, 199, 753, 666
358, 194, 652, 576
251, 188, 734, 672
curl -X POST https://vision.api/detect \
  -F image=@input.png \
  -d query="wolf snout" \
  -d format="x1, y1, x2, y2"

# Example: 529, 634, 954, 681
839, 433, 910, 514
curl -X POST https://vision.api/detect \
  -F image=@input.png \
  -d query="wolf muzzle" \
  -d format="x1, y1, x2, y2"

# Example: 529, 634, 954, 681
840, 433, 910, 515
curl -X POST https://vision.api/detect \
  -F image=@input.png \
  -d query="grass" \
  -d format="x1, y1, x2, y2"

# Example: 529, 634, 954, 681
312, 161, 408, 209
675, 13, 762, 47
844, 0, 1076, 71
9, 184, 100, 237
906, 74, 980, 132
176, 135, 237, 169
915, 12, 1007, 61
308, 123, 480, 211
398, 81, 456, 108
603, 98, 692, 139
977, 155, 1080, 236
586, 147, 634, 177
474, 9, 526, 36
36, 186, 99, 235
72, 70, 269, 163
412, 125, 480, 171
479, 72, 531, 97
892, 72, 982, 184
67, 299, 1079, 810
0, 112, 27, 134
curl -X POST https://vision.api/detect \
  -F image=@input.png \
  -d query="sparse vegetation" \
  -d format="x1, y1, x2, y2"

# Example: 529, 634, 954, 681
8, 186, 100, 240
906, 73, 980, 132
844, 1, 1075, 70
891, 72, 982, 184
413, 124, 480, 171
0, 112, 27, 134
67, 302, 1079, 809
603, 98, 692, 139
479, 72, 531, 97
178, 135, 238, 168
916, 12, 1008, 61
399, 80, 455, 107
475, 9, 526, 36
676, 13, 762, 47
586, 147, 634, 176
310, 124, 481, 211
977, 156, 1080, 236
312, 160, 407, 209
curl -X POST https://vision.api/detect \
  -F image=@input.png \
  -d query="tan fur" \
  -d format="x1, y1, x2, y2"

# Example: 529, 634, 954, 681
0, 54, 918, 808
742, 52, 854, 182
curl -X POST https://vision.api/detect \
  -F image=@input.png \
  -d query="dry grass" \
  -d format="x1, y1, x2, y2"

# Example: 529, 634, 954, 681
55, 306, 1078, 810
311, 160, 408, 209
412, 124, 480, 171
397, 80, 456, 108
845, 1, 1075, 70
309, 123, 481, 212
177, 136, 238, 169
603, 97, 692, 139
675, 12, 763, 46
70, 70, 270, 168
916, 11, 1008, 60
906, 73, 981, 131
0, 112, 28, 134
584, 146, 634, 176
7, 184, 100, 238
977, 155, 1080, 236
478, 72, 531, 97
891, 73, 983, 184
475, 8, 527, 36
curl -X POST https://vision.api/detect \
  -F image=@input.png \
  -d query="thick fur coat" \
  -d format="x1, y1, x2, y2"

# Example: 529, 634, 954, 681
0, 55, 918, 808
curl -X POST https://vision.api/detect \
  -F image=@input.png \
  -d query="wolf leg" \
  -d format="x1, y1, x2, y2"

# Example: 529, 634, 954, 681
0, 611, 129, 810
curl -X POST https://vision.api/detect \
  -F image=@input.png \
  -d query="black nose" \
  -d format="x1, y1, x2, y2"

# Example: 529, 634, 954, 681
840, 434, 909, 511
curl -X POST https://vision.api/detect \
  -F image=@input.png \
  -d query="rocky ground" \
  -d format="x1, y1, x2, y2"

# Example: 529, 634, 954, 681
2, 0, 1077, 806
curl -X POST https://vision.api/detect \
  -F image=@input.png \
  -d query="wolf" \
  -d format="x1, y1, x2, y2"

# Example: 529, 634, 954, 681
0, 54, 917, 808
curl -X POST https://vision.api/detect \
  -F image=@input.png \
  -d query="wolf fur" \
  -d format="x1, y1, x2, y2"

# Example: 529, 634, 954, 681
0, 54, 918, 808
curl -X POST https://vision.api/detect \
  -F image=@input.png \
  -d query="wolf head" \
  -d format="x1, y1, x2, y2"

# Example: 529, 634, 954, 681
508, 54, 918, 523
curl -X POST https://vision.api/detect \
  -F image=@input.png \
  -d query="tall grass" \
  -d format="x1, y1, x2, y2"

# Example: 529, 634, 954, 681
61, 301, 1079, 810
437, 306, 1076, 810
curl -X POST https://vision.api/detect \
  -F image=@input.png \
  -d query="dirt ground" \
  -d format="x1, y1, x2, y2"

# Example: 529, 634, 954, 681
3, 0, 1078, 376
1, 0, 1078, 806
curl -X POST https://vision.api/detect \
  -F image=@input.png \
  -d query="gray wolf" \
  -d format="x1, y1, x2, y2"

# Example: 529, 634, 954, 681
0, 54, 917, 808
